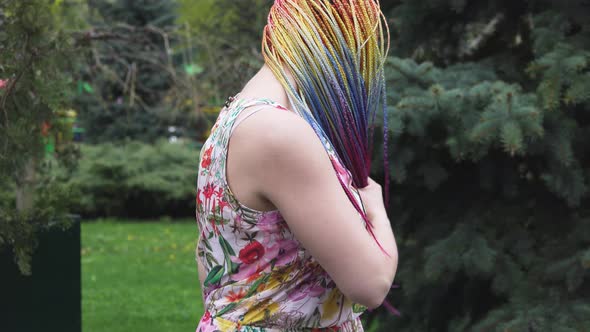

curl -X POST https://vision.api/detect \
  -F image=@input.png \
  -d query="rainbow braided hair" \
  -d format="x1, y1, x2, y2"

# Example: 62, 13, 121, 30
262, 0, 390, 253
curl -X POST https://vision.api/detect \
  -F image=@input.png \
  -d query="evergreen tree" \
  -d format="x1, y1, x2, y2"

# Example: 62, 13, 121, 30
363, 0, 590, 330
0, 0, 79, 274
75, 0, 180, 142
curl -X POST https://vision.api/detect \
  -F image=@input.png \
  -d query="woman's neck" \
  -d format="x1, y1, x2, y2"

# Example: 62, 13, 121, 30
238, 63, 296, 110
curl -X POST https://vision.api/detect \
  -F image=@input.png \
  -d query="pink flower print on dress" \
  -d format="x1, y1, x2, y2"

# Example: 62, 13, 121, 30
196, 310, 218, 332
287, 281, 325, 302
275, 239, 299, 267
257, 211, 284, 233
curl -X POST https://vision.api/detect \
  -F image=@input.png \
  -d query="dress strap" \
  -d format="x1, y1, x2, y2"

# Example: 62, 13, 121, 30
225, 95, 290, 137
230, 106, 267, 133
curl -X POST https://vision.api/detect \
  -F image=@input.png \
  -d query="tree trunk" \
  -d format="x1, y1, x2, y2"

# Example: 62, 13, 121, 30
15, 157, 36, 212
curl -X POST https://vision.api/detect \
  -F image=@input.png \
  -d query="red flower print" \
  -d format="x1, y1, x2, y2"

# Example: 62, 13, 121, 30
215, 187, 224, 198
196, 189, 203, 206
202, 310, 211, 323
245, 270, 263, 283
209, 216, 219, 235
203, 183, 216, 199
218, 199, 230, 214
238, 241, 265, 264
201, 146, 214, 169
224, 289, 247, 302
230, 238, 279, 281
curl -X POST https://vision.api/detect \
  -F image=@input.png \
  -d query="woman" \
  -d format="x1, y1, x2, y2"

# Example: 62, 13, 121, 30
195, 1, 398, 331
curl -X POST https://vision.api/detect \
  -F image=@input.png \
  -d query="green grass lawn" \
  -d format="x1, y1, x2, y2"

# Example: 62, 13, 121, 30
82, 219, 204, 332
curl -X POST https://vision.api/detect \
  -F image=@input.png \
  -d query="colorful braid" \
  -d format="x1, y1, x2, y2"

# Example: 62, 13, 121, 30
262, 0, 391, 253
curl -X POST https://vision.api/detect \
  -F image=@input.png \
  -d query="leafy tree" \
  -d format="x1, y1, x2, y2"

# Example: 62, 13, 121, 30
75, 0, 194, 143
0, 0, 79, 274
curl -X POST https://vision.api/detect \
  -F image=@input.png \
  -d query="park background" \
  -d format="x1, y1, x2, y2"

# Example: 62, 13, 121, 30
1, 0, 589, 331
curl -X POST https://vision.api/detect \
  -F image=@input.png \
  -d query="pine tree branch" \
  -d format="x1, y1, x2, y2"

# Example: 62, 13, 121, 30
389, 61, 431, 89
0, 34, 34, 130
459, 14, 505, 58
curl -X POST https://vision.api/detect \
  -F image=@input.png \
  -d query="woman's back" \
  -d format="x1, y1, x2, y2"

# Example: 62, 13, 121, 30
195, 96, 367, 331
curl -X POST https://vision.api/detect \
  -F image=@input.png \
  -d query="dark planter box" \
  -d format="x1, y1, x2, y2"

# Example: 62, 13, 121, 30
0, 219, 81, 332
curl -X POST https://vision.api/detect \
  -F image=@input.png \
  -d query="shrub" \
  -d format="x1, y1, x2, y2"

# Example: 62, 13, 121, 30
62, 141, 199, 219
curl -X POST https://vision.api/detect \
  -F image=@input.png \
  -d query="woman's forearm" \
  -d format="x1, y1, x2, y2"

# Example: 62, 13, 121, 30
370, 211, 398, 279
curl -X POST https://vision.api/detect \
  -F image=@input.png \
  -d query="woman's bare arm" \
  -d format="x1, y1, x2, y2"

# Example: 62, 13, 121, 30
232, 109, 398, 308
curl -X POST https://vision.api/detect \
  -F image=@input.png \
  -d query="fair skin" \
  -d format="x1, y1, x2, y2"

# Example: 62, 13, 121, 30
197, 64, 398, 309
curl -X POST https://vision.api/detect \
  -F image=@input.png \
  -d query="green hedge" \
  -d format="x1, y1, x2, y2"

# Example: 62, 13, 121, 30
62, 141, 199, 219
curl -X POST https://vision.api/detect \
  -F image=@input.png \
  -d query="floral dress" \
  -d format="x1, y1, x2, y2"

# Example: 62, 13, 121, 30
195, 95, 368, 332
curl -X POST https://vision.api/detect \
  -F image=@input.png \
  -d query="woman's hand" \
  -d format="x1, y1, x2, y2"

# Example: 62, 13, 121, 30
356, 177, 387, 222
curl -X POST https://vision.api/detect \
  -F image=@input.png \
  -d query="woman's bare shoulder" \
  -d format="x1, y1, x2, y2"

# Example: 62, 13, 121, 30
236, 107, 317, 152
231, 106, 329, 187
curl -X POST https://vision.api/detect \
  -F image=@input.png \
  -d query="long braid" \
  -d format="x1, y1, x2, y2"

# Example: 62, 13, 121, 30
262, 0, 391, 254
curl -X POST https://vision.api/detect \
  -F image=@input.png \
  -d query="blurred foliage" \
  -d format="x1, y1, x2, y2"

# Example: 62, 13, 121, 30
176, 0, 272, 105
75, 0, 176, 142
58, 141, 198, 219
0, 0, 79, 275
74, 0, 206, 143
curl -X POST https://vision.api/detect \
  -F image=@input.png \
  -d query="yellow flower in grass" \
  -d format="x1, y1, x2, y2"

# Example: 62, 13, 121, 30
241, 300, 280, 325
